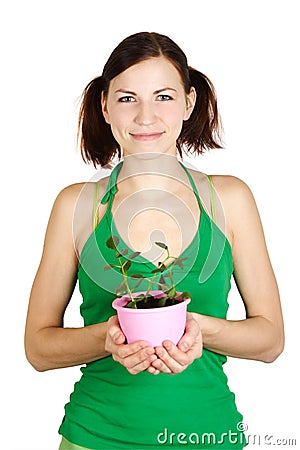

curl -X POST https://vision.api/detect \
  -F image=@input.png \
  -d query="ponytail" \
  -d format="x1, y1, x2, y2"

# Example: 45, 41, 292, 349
78, 76, 121, 167
178, 67, 223, 156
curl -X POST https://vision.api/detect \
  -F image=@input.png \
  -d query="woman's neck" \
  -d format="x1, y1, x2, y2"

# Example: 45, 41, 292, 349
118, 153, 186, 194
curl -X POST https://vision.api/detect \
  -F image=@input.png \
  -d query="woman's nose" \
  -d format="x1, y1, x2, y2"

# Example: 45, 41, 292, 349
134, 102, 156, 125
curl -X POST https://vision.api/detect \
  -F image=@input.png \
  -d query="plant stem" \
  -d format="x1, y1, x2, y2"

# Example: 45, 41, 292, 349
117, 254, 136, 306
145, 249, 177, 299
145, 273, 157, 299
115, 246, 178, 308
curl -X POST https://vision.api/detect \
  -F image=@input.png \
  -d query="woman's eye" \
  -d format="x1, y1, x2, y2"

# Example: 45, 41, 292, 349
157, 94, 173, 101
118, 96, 135, 103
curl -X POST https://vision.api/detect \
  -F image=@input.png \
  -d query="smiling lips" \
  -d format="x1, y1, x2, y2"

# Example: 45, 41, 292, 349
130, 132, 164, 141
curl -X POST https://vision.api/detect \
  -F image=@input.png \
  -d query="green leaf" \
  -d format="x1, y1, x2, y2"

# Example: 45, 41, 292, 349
133, 294, 147, 302
159, 274, 166, 284
155, 241, 168, 250
125, 301, 137, 309
116, 249, 128, 257
128, 251, 141, 260
174, 257, 187, 270
157, 274, 170, 291
133, 278, 144, 290
130, 273, 144, 279
151, 264, 166, 274
157, 296, 167, 307
178, 291, 191, 299
163, 272, 172, 278
159, 283, 171, 291
122, 260, 131, 273
115, 281, 127, 296
167, 286, 177, 298
106, 235, 119, 250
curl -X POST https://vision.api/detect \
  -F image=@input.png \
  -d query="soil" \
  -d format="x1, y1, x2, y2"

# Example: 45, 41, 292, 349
129, 295, 183, 309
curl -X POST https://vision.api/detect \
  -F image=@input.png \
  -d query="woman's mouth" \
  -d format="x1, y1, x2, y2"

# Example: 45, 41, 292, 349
130, 132, 164, 141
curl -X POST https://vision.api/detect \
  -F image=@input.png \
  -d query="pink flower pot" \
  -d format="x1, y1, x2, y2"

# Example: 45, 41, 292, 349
112, 290, 191, 347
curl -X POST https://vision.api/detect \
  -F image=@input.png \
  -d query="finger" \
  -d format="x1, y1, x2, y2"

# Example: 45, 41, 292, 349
147, 366, 161, 375
150, 356, 173, 374
177, 313, 200, 352
114, 344, 155, 367
164, 336, 202, 362
126, 354, 158, 375
114, 348, 158, 375
157, 342, 191, 369
107, 315, 126, 344
117, 341, 153, 359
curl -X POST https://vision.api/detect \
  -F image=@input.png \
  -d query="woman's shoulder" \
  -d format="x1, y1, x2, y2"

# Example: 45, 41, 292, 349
208, 174, 255, 210
205, 174, 259, 241
54, 176, 110, 207
188, 168, 257, 232
188, 167, 253, 200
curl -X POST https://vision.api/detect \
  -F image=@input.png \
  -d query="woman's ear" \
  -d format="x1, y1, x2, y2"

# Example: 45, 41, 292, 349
101, 91, 110, 124
183, 87, 196, 121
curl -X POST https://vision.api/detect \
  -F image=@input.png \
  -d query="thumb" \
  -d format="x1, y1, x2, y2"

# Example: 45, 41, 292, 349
178, 313, 199, 352
107, 315, 126, 344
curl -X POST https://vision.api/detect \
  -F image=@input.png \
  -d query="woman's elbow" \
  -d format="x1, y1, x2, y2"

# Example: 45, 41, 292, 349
261, 329, 285, 363
24, 335, 50, 372
25, 345, 48, 372
27, 358, 49, 372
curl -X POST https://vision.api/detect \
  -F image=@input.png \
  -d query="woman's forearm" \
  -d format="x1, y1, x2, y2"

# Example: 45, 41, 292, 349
194, 313, 284, 363
25, 322, 109, 372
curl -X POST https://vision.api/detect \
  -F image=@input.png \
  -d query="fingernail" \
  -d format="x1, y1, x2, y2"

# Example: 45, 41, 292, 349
113, 332, 121, 342
180, 342, 189, 351
163, 342, 172, 351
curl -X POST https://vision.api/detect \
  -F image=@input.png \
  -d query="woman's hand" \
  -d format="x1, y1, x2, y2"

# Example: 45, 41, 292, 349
105, 315, 159, 375
150, 312, 203, 374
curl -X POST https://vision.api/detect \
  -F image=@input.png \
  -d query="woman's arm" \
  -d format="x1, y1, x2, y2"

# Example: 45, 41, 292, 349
25, 183, 160, 373
24, 184, 110, 372
149, 176, 284, 374
195, 176, 284, 363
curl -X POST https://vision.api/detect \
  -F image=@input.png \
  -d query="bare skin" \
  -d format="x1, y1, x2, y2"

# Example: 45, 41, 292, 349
104, 172, 284, 375
25, 56, 284, 374
24, 170, 284, 374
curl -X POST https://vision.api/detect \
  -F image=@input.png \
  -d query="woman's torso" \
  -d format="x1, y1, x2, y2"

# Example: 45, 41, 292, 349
59, 161, 245, 449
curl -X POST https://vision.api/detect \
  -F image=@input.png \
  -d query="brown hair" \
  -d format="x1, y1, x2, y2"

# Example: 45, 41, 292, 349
78, 32, 223, 167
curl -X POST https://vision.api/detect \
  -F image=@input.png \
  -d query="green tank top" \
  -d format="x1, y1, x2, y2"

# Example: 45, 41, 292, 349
59, 161, 246, 449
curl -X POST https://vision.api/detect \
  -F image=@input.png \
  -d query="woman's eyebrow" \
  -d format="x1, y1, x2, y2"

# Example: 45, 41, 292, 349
114, 87, 177, 95
114, 89, 136, 95
154, 87, 177, 94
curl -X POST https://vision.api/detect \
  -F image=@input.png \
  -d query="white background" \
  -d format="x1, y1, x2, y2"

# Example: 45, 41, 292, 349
1, 1, 299, 449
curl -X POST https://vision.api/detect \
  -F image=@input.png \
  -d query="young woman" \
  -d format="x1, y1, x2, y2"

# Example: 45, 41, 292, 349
25, 32, 284, 449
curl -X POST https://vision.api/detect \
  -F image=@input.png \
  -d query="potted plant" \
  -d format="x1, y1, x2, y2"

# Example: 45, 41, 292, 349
105, 236, 191, 347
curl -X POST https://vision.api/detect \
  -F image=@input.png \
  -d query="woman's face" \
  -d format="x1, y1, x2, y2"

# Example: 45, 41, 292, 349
101, 57, 196, 157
